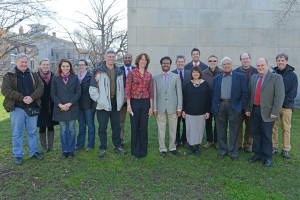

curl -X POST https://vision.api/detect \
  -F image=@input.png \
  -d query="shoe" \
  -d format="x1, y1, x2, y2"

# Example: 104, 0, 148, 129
98, 150, 106, 157
248, 156, 261, 163
217, 154, 226, 159
115, 147, 126, 155
62, 152, 68, 159
272, 147, 278, 155
194, 150, 200, 156
68, 151, 75, 158
185, 149, 194, 156
42, 147, 47, 153
281, 150, 290, 159
231, 156, 238, 161
203, 142, 213, 149
30, 152, 44, 160
263, 159, 272, 167
86, 147, 93, 152
170, 150, 179, 156
75, 146, 83, 150
244, 147, 252, 153
15, 157, 23, 165
159, 151, 167, 157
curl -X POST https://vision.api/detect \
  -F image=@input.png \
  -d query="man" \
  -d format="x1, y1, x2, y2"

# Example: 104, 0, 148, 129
246, 58, 284, 167
272, 53, 298, 159
234, 53, 258, 153
171, 55, 191, 147
89, 49, 126, 157
153, 56, 182, 157
1, 53, 44, 165
184, 48, 208, 71
202, 55, 223, 149
119, 53, 136, 146
211, 57, 247, 161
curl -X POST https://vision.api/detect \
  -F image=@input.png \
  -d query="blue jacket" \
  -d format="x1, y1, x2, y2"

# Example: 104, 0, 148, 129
273, 64, 298, 109
211, 71, 247, 117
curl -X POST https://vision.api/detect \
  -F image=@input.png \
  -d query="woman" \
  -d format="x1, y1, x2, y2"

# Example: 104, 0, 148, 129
182, 67, 210, 156
51, 59, 81, 159
75, 59, 96, 152
126, 53, 154, 159
37, 58, 58, 153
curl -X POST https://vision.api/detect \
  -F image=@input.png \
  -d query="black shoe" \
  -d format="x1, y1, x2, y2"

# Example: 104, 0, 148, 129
170, 150, 179, 156
248, 156, 261, 163
194, 150, 200, 156
159, 151, 167, 157
263, 159, 272, 167
30, 152, 44, 160
281, 150, 290, 159
15, 157, 23, 165
68, 151, 75, 158
62, 152, 68, 159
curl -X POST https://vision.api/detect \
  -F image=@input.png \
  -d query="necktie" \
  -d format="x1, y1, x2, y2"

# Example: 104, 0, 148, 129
126, 67, 130, 76
179, 70, 183, 82
254, 75, 263, 105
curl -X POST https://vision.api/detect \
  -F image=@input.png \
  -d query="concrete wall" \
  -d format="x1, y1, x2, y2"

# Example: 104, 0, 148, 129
128, 0, 300, 103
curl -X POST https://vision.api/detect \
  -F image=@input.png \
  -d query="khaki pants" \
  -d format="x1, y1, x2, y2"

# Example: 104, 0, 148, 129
156, 113, 178, 152
272, 108, 292, 151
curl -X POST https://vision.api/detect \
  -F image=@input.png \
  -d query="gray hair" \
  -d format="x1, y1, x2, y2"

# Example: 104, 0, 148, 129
39, 58, 50, 65
176, 55, 185, 62
221, 56, 232, 65
105, 49, 116, 56
15, 53, 28, 62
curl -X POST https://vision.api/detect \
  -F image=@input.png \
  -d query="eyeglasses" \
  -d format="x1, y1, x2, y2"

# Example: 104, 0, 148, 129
208, 60, 217, 62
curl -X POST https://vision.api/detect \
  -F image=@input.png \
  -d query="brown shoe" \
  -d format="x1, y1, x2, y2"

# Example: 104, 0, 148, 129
204, 142, 213, 149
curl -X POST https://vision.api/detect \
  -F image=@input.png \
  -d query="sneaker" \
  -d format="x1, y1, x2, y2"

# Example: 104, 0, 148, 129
42, 147, 47, 153
203, 142, 213, 149
15, 157, 23, 165
115, 147, 126, 155
272, 147, 278, 155
62, 152, 68, 159
281, 150, 290, 159
86, 147, 93, 152
30, 152, 44, 160
98, 150, 106, 157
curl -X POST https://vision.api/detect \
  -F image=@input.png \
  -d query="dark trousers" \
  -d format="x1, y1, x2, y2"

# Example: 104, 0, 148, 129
238, 111, 252, 148
205, 114, 217, 143
250, 106, 274, 160
216, 102, 241, 157
96, 99, 121, 150
130, 98, 150, 158
175, 116, 186, 145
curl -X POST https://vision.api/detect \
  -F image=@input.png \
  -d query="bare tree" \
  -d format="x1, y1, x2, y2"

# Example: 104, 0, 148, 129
0, 0, 54, 58
64, 0, 127, 67
279, 0, 299, 23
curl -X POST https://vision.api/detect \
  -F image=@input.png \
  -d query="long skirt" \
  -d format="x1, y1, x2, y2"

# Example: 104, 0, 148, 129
185, 114, 205, 145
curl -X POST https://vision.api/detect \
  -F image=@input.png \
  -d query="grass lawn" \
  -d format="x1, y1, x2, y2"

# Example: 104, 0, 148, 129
0, 94, 299, 199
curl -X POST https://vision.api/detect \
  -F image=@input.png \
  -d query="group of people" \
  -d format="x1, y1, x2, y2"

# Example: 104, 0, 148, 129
1, 48, 298, 167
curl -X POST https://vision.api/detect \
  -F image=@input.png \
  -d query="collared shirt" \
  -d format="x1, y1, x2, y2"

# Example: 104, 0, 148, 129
124, 65, 133, 77
221, 72, 232, 99
125, 68, 154, 100
193, 61, 200, 67
106, 66, 116, 98
176, 69, 184, 79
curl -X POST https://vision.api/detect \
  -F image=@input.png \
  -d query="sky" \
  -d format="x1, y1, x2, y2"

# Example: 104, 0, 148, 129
20, 0, 127, 40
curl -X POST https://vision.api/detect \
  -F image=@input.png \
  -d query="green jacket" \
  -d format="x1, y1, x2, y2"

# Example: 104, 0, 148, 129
1, 67, 44, 112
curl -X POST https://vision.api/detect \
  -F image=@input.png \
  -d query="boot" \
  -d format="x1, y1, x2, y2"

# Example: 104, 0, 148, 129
47, 131, 55, 151
39, 133, 47, 153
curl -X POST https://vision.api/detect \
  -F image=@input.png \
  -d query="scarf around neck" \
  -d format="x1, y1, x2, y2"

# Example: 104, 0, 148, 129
77, 70, 87, 84
39, 68, 51, 84
61, 72, 70, 85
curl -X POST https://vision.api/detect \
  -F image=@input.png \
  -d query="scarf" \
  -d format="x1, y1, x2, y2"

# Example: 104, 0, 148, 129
77, 70, 87, 84
61, 72, 70, 85
39, 68, 51, 84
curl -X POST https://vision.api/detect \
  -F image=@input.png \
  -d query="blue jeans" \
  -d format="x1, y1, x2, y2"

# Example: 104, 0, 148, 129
59, 120, 76, 152
10, 107, 39, 158
77, 109, 96, 149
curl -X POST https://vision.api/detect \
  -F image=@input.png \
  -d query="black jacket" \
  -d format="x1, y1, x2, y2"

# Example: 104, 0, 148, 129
273, 64, 298, 109
79, 71, 96, 110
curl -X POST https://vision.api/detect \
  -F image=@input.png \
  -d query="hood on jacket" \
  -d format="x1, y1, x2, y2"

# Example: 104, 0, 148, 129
273, 64, 295, 73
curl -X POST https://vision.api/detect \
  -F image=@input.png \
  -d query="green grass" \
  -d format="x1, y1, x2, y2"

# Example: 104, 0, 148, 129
0, 94, 300, 199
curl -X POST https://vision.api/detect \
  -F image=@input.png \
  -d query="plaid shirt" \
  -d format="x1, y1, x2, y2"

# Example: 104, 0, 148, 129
125, 68, 154, 100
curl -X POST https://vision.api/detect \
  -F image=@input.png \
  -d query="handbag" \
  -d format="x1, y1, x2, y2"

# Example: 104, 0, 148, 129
24, 107, 40, 116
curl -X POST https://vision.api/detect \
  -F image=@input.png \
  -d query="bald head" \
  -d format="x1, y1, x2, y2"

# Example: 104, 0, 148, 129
256, 58, 269, 75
